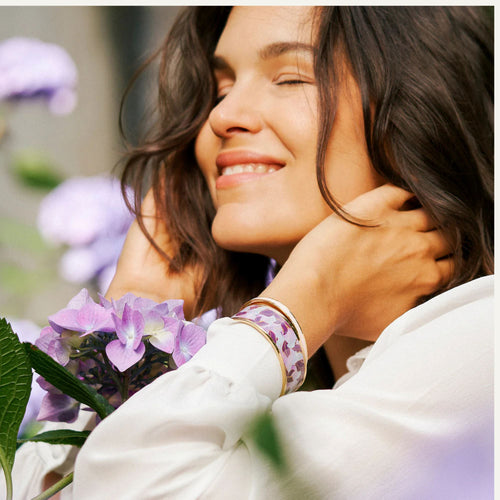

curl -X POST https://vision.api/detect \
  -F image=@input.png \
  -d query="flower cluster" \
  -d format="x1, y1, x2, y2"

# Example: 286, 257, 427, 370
35, 289, 207, 423
0, 37, 77, 114
37, 176, 134, 292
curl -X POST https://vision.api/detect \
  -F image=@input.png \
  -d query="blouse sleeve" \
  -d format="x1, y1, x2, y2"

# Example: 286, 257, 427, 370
72, 276, 493, 500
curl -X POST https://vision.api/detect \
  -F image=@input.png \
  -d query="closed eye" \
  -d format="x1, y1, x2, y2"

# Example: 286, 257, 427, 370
276, 79, 309, 85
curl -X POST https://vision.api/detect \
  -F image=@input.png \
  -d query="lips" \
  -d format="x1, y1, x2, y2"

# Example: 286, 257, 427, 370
215, 150, 284, 189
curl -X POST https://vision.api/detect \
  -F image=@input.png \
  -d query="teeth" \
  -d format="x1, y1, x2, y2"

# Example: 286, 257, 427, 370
221, 164, 281, 176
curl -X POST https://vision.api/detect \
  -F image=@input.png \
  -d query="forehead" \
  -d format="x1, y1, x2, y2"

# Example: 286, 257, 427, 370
215, 6, 315, 54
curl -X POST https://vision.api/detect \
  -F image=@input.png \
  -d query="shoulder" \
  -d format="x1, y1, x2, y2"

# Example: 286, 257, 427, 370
368, 274, 494, 361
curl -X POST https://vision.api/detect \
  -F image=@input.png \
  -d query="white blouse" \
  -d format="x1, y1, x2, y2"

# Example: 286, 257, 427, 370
5, 276, 494, 499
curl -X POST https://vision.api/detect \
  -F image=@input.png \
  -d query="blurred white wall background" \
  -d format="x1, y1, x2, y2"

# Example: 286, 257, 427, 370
0, 6, 179, 325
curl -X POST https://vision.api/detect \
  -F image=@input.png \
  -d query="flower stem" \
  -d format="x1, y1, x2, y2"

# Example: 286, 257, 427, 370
120, 369, 130, 403
32, 472, 73, 500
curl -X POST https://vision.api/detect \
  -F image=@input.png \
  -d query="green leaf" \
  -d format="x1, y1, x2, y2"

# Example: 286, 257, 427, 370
17, 429, 90, 448
0, 318, 33, 500
23, 343, 115, 420
247, 412, 287, 473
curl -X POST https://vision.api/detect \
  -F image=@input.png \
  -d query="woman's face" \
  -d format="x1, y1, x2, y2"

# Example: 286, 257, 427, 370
195, 6, 383, 264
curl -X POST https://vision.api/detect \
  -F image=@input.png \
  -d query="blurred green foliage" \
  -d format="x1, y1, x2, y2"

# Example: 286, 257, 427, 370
11, 150, 63, 190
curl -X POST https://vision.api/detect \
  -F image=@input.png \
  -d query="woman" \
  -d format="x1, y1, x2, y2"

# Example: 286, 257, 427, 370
12, 6, 493, 499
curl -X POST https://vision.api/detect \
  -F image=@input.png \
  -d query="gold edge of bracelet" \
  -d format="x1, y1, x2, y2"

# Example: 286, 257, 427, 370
242, 298, 309, 369
236, 300, 308, 387
231, 317, 287, 396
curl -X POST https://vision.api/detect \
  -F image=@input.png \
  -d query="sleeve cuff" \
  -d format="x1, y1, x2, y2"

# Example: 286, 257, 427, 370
186, 317, 283, 401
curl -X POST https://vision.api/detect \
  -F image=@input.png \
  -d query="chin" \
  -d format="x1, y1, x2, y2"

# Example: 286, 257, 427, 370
211, 217, 296, 264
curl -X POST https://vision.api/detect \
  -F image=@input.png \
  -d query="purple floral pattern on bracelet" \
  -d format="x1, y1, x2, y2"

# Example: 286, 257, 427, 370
233, 304, 306, 394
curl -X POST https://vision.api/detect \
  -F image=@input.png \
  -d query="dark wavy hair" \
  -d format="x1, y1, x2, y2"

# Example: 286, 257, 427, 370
119, 7, 493, 319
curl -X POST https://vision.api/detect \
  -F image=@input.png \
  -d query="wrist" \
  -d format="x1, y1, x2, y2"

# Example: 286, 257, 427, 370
260, 263, 340, 357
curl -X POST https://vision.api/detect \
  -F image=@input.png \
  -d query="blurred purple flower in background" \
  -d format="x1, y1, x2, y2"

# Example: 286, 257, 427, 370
0, 37, 78, 114
37, 176, 134, 292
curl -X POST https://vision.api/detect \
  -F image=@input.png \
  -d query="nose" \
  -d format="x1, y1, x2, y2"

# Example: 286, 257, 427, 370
208, 83, 263, 139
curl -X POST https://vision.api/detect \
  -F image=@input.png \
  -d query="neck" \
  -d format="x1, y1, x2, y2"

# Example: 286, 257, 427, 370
323, 335, 372, 381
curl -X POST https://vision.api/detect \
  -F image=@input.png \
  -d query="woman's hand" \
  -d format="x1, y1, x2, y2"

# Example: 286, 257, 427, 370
105, 191, 199, 318
261, 184, 453, 356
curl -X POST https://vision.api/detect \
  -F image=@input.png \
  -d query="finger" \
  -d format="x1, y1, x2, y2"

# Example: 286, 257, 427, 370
390, 208, 435, 232
344, 184, 416, 219
372, 184, 416, 210
425, 230, 453, 259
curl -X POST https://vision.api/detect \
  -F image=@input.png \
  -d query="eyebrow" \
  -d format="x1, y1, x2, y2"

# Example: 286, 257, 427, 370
211, 41, 315, 71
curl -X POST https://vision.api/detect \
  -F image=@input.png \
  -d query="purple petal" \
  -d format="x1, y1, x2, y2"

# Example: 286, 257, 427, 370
66, 288, 93, 309
37, 176, 134, 247
194, 308, 218, 330
142, 310, 165, 334
149, 332, 175, 354
151, 300, 185, 320
133, 296, 161, 313
36, 376, 62, 394
37, 393, 80, 423
77, 302, 114, 335
0, 37, 78, 114
98, 293, 112, 309
173, 323, 206, 367
113, 304, 144, 348
111, 293, 139, 318
51, 338, 71, 366
105, 338, 145, 372
35, 327, 59, 353
169, 303, 185, 320
148, 317, 180, 354
38, 325, 58, 338
35, 331, 70, 366
48, 308, 79, 332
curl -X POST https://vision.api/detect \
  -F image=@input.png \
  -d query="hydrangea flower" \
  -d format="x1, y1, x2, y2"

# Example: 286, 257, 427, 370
106, 304, 146, 372
34, 289, 208, 422
37, 176, 133, 247
147, 315, 181, 354
173, 322, 207, 367
0, 37, 77, 114
35, 325, 73, 366
37, 176, 134, 291
48, 288, 115, 336
36, 377, 79, 423
58, 233, 127, 284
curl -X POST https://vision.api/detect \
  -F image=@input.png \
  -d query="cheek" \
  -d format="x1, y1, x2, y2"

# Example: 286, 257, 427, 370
322, 83, 383, 204
194, 121, 219, 204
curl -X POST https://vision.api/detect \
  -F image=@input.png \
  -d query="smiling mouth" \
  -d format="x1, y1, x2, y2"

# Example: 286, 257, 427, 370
220, 163, 281, 176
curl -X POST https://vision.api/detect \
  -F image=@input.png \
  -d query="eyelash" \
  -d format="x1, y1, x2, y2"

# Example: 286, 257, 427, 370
276, 78, 308, 86
213, 77, 311, 105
